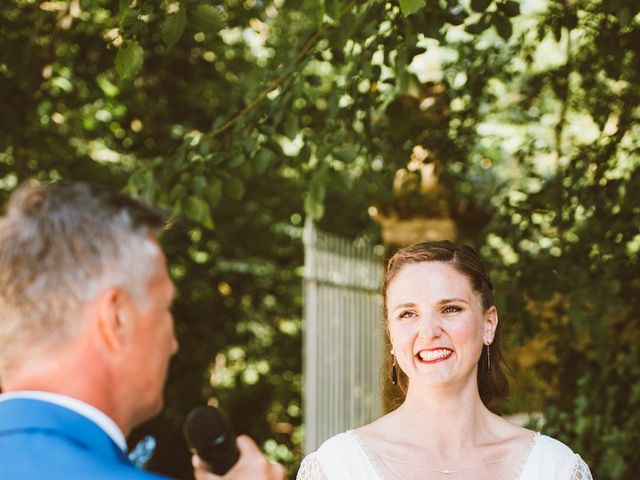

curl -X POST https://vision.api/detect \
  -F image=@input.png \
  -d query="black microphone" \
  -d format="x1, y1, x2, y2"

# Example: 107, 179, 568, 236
183, 405, 240, 475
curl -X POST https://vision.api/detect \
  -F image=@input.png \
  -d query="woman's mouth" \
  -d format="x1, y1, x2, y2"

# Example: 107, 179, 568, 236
416, 348, 453, 363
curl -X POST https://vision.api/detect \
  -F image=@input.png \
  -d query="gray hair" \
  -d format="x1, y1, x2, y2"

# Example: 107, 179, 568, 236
0, 181, 166, 373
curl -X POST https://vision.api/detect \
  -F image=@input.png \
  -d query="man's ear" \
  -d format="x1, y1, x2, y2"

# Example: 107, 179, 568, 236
484, 305, 498, 344
94, 287, 128, 353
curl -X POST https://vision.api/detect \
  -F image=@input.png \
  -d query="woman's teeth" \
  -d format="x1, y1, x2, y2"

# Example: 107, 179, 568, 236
418, 349, 452, 361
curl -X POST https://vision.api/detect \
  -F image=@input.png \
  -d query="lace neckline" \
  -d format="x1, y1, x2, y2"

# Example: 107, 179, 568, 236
514, 432, 540, 480
347, 429, 384, 480
346, 429, 541, 480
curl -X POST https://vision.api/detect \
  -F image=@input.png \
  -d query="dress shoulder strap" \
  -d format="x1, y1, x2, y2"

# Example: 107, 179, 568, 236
313, 431, 381, 480
519, 434, 590, 480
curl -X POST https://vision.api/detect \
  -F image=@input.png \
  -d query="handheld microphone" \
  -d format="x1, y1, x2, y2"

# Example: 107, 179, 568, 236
183, 405, 240, 475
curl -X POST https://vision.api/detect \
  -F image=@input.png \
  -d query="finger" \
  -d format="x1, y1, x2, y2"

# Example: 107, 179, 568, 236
235, 437, 286, 480
235, 435, 269, 472
235, 434, 261, 456
192, 454, 204, 470
192, 454, 221, 480
193, 470, 221, 480
270, 461, 286, 480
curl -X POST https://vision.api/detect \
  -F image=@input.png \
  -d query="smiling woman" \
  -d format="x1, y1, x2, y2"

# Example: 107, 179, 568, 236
297, 241, 592, 480
381, 242, 508, 411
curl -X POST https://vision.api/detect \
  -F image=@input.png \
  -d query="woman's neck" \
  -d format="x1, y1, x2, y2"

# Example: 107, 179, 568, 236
393, 383, 495, 454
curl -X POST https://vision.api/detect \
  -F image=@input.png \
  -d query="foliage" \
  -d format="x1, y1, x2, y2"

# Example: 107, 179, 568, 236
1, 0, 639, 478
455, 2, 640, 477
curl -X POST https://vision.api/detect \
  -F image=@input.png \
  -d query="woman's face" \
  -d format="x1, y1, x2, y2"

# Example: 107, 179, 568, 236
386, 261, 497, 391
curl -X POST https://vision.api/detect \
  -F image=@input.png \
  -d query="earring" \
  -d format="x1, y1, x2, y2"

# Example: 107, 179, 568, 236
391, 351, 398, 385
485, 343, 491, 374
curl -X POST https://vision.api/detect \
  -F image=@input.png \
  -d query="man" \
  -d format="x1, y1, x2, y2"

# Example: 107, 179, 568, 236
0, 181, 283, 480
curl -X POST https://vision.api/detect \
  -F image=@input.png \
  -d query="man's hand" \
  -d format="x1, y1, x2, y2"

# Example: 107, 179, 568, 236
192, 435, 285, 480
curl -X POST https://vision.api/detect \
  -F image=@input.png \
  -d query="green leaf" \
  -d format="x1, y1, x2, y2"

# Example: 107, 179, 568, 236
96, 75, 119, 97
253, 148, 274, 174
115, 41, 144, 79
470, 0, 492, 12
618, 6, 631, 27
305, 75, 322, 87
563, 11, 578, 29
203, 180, 222, 207
184, 195, 212, 226
497, 0, 519, 17
284, 114, 298, 140
553, 22, 562, 42
494, 14, 513, 40
228, 154, 245, 169
162, 5, 187, 48
334, 145, 357, 163
242, 136, 257, 153
202, 215, 214, 230
446, 5, 467, 26
395, 47, 409, 92
324, 0, 341, 20
118, 0, 137, 26
225, 176, 245, 200
191, 175, 208, 193
126, 169, 156, 199
328, 84, 339, 117
399, 0, 426, 16
298, 144, 311, 163
304, 194, 325, 220
170, 184, 187, 204
331, 11, 357, 52
305, 176, 326, 220
466, 13, 492, 34
191, 4, 224, 34
331, 169, 353, 191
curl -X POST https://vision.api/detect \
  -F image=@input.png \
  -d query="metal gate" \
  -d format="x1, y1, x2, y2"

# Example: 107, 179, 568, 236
302, 219, 384, 453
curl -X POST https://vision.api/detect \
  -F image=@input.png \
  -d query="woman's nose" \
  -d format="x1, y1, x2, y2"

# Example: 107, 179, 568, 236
417, 313, 443, 339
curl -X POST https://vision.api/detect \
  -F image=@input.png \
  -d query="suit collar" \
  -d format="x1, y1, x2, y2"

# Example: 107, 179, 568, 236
0, 397, 131, 465
0, 391, 127, 451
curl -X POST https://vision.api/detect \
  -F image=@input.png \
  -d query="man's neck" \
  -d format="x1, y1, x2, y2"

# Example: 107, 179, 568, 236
1, 344, 129, 435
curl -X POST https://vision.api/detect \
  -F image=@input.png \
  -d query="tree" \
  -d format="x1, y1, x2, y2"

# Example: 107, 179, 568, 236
1, 0, 638, 477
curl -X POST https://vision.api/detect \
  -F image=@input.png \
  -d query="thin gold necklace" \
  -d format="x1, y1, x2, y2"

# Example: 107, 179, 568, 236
377, 450, 515, 475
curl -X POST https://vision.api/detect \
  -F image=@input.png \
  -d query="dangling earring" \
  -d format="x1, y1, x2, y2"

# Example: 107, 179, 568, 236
391, 351, 398, 385
485, 342, 491, 374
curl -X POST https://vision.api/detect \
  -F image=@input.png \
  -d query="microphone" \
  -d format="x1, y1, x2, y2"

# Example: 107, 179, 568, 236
183, 405, 240, 475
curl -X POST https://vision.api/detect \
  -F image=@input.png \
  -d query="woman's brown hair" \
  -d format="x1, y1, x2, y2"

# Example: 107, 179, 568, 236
383, 240, 509, 410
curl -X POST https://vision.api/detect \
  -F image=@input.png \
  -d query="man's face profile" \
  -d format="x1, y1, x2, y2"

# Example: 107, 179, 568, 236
119, 244, 179, 427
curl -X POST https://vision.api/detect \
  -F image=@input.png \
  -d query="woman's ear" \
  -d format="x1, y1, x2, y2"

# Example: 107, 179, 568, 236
484, 305, 498, 344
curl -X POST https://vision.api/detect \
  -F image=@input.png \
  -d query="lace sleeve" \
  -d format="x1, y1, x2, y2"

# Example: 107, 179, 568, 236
296, 453, 329, 480
571, 455, 593, 480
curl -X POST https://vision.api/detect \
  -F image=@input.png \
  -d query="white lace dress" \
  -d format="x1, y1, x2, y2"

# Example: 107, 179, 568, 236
296, 431, 592, 480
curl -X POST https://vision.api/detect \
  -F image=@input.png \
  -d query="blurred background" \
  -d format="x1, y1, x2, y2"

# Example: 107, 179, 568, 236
1, 0, 638, 478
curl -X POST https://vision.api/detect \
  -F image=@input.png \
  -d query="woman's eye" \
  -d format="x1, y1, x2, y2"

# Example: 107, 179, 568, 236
398, 310, 416, 319
442, 305, 462, 314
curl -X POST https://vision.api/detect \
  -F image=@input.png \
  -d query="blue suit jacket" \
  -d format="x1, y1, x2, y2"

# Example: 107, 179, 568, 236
0, 398, 170, 479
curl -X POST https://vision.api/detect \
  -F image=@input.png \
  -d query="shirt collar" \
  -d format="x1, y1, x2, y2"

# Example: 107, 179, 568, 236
0, 391, 128, 452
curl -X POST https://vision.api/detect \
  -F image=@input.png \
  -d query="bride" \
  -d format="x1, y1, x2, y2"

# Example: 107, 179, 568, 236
297, 241, 591, 480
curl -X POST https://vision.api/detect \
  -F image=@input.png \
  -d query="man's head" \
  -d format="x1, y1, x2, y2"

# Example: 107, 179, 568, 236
0, 181, 178, 430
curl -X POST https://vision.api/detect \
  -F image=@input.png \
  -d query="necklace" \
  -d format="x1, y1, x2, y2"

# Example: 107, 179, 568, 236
377, 450, 515, 476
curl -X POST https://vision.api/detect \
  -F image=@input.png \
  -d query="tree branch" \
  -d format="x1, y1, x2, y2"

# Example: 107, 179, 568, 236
204, 0, 358, 139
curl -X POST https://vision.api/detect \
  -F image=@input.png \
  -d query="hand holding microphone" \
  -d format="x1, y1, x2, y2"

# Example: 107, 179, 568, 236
184, 406, 285, 480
